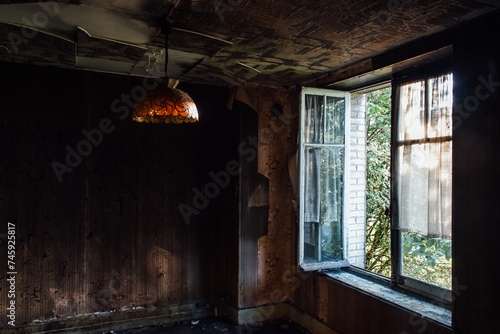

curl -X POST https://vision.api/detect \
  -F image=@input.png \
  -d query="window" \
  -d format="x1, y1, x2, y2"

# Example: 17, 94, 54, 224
298, 71, 453, 301
393, 73, 453, 299
298, 88, 350, 271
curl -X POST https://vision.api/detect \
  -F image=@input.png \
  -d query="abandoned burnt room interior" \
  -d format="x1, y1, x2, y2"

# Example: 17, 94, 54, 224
1, 0, 500, 333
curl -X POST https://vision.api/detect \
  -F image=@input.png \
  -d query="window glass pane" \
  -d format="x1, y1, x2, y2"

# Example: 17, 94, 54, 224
397, 74, 452, 240
304, 147, 321, 223
397, 73, 453, 291
304, 94, 324, 143
397, 80, 425, 141
303, 147, 344, 263
402, 232, 452, 289
325, 96, 345, 144
428, 74, 453, 138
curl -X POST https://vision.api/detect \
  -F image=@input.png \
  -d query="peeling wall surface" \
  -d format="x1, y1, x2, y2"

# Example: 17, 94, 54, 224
0, 64, 238, 327
243, 86, 299, 306
232, 85, 299, 309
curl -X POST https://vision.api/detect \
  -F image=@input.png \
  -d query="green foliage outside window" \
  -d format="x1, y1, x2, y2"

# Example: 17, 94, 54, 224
365, 88, 392, 276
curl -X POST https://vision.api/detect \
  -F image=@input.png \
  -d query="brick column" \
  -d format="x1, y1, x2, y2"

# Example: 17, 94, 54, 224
347, 93, 367, 267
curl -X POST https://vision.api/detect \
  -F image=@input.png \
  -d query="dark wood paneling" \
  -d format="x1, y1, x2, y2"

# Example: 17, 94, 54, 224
294, 273, 454, 334
0, 64, 237, 327
452, 12, 500, 334
238, 102, 269, 308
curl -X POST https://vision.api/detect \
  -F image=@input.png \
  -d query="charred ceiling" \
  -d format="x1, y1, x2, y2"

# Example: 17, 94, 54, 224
0, 0, 500, 87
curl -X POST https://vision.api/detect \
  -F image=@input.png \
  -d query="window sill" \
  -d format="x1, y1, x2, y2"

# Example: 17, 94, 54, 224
322, 270, 452, 328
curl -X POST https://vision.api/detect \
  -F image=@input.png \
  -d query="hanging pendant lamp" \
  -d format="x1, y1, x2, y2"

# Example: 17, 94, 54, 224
132, 22, 199, 124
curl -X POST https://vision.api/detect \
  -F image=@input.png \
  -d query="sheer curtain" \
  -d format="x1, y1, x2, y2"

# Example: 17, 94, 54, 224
304, 95, 322, 223
396, 74, 453, 239
303, 95, 343, 224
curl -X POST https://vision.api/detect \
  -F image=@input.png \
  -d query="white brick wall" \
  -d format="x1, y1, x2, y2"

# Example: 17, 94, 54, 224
347, 94, 367, 268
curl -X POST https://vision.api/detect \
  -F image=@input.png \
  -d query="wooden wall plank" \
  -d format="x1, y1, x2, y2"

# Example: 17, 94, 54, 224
0, 64, 237, 328
452, 11, 500, 334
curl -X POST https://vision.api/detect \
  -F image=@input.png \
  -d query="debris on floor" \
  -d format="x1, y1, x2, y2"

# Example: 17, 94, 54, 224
112, 316, 311, 334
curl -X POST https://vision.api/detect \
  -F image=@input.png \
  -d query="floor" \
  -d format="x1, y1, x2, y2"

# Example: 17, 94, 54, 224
111, 317, 311, 334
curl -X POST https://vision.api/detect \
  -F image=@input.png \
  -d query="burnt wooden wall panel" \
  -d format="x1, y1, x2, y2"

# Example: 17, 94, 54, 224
452, 12, 500, 334
232, 85, 298, 309
238, 86, 298, 308
294, 273, 454, 334
238, 102, 269, 308
0, 68, 87, 321
0, 64, 237, 327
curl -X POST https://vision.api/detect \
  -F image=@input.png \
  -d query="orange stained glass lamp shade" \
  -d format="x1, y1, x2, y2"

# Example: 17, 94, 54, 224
132, 87, 199, 124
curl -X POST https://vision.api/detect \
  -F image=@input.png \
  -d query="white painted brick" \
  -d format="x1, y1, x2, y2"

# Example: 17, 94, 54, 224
346, 93, 367, 267
351, 118, 365, 125
350, 211, 365, 218
349, 249, 365, 257
357, 138, 366, 145
355, 217, 366, 224
350, 197, 365, 204
350, 223, 365, 231
350, 236, 364, 244
350, 185, 365, 192
350, 171, 365, 179
356, 165, 366, 172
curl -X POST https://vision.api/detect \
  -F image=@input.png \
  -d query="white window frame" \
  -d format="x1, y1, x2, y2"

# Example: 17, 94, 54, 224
298, 79, 453, 303
298, 87, 351, 271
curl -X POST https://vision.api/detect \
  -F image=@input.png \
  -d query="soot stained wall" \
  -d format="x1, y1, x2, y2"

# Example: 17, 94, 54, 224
0, 64, 237, 326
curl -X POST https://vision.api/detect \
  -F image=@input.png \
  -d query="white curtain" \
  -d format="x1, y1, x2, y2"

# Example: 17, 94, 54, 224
304, 95, 322, 222
396, 74, 453, 239
303, 95, 343, 224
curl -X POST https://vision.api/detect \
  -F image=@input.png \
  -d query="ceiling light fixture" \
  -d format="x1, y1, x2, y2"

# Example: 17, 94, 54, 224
132, 22, 199, 124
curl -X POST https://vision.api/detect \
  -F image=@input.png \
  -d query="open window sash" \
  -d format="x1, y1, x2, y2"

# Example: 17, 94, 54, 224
299, 87, 350, 271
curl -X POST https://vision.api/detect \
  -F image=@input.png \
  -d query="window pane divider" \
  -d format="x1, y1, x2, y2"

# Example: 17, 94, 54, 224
303, 143, 345, 148
395, 136, 452, 146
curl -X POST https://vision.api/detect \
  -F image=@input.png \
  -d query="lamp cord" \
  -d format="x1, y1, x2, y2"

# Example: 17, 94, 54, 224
161, 20, 171, 79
